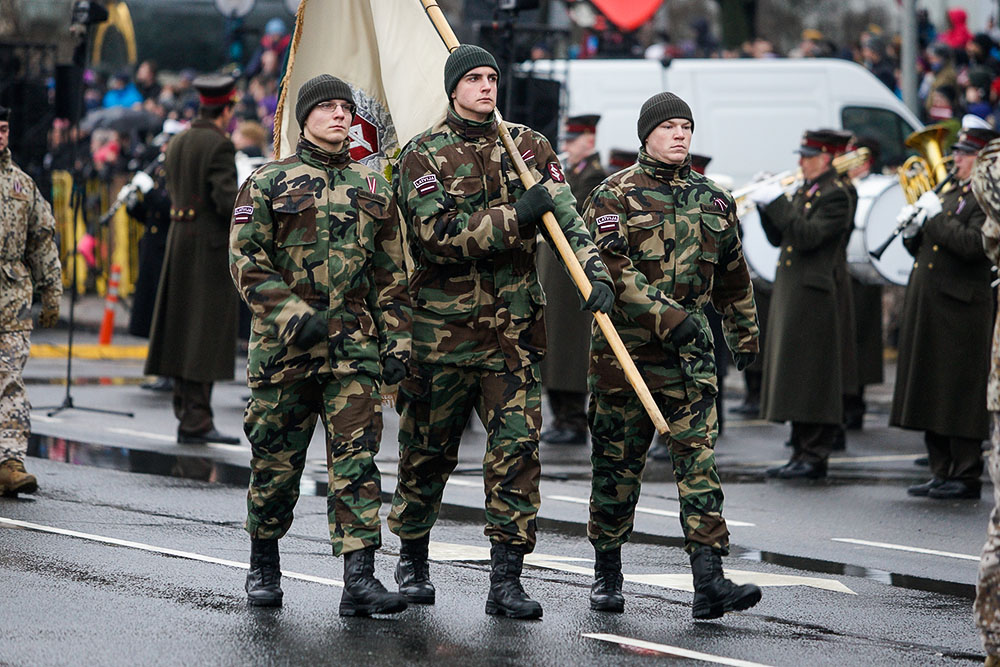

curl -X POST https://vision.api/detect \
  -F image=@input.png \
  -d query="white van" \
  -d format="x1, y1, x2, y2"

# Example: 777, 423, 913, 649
525, 58, 923, 187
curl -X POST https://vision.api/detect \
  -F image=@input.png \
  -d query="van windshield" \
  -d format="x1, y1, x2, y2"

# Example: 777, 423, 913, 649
842, 106, 919, 171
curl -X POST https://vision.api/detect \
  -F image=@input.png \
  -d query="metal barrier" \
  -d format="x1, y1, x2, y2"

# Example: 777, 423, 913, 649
51, 169, 141, 298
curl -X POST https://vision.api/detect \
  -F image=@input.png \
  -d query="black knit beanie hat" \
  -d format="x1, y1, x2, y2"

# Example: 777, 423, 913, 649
637, 92, 694, 144
296, 74, 355, 128
444, 44, 499, 96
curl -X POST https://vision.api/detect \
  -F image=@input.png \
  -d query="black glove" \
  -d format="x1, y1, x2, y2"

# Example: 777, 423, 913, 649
732, 351, 757, 371
294, 314, 327, 349
668, 314, 699, 348
513, 184, 555, 235
901, 222, 922, 256
382, 357, 407, 385
582, 281, 615, 313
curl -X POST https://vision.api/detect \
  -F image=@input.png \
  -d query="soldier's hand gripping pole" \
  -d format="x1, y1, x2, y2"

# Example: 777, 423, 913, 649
419, 0, 669, 435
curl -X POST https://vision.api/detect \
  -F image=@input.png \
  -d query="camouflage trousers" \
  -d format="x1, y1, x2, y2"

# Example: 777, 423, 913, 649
388, 363, 542, 552
244, 373, 384, 556
588, 386, 729, 555
975, 412, 1000, 657
0, 332, 30, 462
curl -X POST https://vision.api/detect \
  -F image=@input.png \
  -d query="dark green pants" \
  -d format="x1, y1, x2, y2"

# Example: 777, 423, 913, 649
244, 374, 383, 556
588, 387, 729, 555
388, 363, 542, 551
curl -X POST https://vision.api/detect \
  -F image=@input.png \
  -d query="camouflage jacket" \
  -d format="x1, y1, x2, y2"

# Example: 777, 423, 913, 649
0, 148, 62, 333
584, 150, 758, 395
229, 137, 411, 387
396, 108, 612, 371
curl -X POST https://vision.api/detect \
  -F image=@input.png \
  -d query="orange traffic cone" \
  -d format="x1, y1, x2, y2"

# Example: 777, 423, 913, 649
98, 263, 121, 345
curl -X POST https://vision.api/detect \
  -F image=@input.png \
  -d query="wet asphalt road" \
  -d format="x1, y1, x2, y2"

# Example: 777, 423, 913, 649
4, 327, 991, 664
0, 458, 983, 666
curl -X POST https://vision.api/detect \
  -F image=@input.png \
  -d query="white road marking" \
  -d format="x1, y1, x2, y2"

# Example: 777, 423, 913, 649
107, 428, 176, 443
832, 537, 979, 561
582, 633, 774, 666
0, 516, 343, 587
545, 494, 756, 527
430, 542, 854, 594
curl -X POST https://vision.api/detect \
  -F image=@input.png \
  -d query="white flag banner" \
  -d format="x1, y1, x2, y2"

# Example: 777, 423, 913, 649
275, 0, 450, 171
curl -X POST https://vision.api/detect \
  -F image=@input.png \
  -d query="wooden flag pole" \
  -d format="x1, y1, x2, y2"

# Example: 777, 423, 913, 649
419, 1, 668, 435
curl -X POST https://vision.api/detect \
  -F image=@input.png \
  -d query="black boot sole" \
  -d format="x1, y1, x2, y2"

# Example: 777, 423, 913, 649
485, 599, 543, 619
339, 596, 408, 617
399, 589, 435, 604
589, 596, 624, 613
247, 592, 283, 607
692, 586, 762, 620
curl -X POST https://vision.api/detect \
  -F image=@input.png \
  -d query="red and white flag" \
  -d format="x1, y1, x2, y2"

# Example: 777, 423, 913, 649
275, 0, 450, 173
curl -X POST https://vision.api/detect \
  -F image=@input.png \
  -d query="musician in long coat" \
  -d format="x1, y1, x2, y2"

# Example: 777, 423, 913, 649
750, 129, 858, 479
891, 127, 999, 500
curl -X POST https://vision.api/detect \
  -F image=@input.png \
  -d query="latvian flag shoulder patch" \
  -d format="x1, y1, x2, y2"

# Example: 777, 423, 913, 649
413, 173, 440, 195
596, 214, 620, 232
234, 205, 254, 224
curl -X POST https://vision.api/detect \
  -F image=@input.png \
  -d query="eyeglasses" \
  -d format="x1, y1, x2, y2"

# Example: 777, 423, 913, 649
315, 101, 356, 115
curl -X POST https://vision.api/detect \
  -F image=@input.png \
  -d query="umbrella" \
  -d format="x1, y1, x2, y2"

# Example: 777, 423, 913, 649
80, 107, 163, 135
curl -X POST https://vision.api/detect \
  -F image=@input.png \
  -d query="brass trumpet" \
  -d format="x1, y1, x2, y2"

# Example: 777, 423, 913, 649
733, 148, 871, 204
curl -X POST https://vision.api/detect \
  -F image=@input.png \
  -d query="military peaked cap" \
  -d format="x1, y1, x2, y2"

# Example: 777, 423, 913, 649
796, 128, 852, 156
193, 74, 237, 107
953, 127, 1000, 154
564, 114, 600, 138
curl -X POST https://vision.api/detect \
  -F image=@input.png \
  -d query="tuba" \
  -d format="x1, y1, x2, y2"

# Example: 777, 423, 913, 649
898, 120, 958, 204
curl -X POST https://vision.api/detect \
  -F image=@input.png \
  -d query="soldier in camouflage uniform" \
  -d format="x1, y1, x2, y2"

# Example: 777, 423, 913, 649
230, 75, 411, 616
0, 104, 61, 497
583, 92, 762, 619
388, 45, 615, 620
974, 142, 1000, 666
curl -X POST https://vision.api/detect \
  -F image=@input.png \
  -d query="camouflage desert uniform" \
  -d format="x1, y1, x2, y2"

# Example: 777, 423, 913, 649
976, 211, 1000, 656
0, 147, 62, 461
230, 137, 411, 555
584, 150, 758, 555
387, 109, 612, 551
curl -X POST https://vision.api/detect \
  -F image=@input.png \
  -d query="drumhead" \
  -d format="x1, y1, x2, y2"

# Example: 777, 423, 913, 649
861, 176, 912, 286
739, 203, 779, 283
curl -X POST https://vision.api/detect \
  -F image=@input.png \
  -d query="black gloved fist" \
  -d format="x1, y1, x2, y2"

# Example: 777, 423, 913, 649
513, 184, 555, 235
668, 315, 699, 348
382, 357, 407, 385
732, 351, 757, 371
582, 281, 615, 313
294, 314, 327, 349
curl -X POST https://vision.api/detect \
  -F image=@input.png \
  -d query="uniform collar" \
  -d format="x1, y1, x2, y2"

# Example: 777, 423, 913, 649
638, 149, 691, 183
296, 135, 351, 169
446, 107, 498, 141
806, 166, 837, 187
0, 148, 10, 171
191, 118, 226, 136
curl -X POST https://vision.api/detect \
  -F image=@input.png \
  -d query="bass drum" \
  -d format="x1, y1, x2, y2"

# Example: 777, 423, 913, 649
738, 174, 910, 285
859, 175, 912, 286
739, 203, 779, 283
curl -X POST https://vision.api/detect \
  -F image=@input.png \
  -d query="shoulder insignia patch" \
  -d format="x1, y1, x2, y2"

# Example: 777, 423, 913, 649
413, 173, 439, 195
547, 161, 565, 183
234, 205, 254, 223
596, 213, 620, 232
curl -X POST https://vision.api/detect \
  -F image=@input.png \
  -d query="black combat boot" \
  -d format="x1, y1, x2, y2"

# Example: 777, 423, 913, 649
485, 543, 543, 619
395, 535, 435, 604
590, 547, 624, 613
339, 546, 408, 617
245, 537, 283, 607
690, 545, 761, 620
